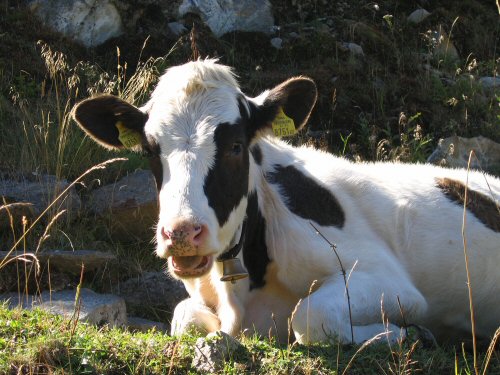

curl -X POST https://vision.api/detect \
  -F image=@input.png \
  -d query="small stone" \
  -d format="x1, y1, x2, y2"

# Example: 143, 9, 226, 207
343, 42, 364, 56
270, 37, 283, 49
0, 288, 127, 327
407, 9, 431, 24
192, 331, 244, 373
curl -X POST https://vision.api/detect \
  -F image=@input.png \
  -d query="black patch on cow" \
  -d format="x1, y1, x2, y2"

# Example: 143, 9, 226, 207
436, 177, 500, 233
250, 144, 263, 165
266, 165, 345, 228
204, 122, 249, 226
242, 192, 270, 289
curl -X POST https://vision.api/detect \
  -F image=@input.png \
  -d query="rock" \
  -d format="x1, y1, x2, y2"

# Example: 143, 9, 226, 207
270, 37, 283, 49
342, 42, 364, 57
115, 271, 187, 316
407, 9, 431, 24
479, 76, 499, 91
178, 0, 274, 37
427, 136, 500, 176
1, 288, 127, 327
87, 169, 158, 240
168, 21, 187, 36
0, 249, 116, 275
127, 316, 167, 332
0, 202, 34, 231
192, 331, 244, 373
430, 26, 460, 63
0, 174, 81, 222
29, 0, 123, 47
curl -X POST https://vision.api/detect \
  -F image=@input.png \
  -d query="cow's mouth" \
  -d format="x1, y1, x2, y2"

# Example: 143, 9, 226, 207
170, 255, 213, 277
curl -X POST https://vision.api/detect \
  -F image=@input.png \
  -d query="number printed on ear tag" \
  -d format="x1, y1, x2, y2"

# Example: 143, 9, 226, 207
271, 107, 296, 137
116, 121, 142, 148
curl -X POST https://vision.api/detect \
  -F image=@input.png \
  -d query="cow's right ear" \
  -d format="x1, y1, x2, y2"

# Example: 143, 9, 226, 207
72, 95, 148, 150
247, 77, 317, 141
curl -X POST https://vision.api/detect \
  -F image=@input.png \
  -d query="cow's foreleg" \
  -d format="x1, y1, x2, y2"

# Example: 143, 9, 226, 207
292, 271, 427, 345
170, 298, 221, 336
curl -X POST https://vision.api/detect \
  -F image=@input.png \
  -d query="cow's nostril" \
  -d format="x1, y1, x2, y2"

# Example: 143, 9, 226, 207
192, 224, 206, 245
161, 226, 172, 240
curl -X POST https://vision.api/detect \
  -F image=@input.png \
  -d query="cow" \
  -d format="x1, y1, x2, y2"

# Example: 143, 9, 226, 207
73, 59, 500, 345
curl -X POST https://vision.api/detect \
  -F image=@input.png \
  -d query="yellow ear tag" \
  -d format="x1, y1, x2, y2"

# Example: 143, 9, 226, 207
271, 107, 296, 137
116, 121, 142, 149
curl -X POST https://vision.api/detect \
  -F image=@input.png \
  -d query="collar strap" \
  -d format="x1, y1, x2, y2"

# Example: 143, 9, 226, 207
216, 220, 247, 262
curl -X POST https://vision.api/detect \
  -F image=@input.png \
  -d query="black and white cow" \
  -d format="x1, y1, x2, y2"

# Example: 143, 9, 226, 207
73, 59, 500, 345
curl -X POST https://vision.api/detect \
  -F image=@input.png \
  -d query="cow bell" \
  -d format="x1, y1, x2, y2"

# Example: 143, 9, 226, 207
220, 258, 248, 283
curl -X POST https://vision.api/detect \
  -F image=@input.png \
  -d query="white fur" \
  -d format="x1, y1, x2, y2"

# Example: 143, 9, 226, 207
143, 60, 500, 344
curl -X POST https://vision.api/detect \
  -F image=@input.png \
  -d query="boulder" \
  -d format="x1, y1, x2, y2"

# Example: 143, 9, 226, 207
0, 249, 116, 275
1, 288, 127, 327
115, 271, 187, 317
427, 136, 500, 176
29, 0, 123, 47
0, 202, 34, 231
179, 0, 274, 37
87, 169, 158, 241
0, 174, 81, 223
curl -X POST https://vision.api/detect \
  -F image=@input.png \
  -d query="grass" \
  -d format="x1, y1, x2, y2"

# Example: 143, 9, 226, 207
1, 303, 498, 374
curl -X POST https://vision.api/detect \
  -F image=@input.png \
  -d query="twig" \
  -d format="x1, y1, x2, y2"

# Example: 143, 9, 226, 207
462, 150, 478, 375
310, 222, 354, 344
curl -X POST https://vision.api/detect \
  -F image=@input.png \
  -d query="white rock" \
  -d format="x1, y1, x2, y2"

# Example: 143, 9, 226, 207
1, 288, 127, 327
179, 0, 274, 37
407, 9, 431, 24
29, 0, 123, 47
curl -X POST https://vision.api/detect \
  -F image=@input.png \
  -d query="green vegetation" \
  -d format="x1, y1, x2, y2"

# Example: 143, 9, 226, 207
1, 303, 498, 374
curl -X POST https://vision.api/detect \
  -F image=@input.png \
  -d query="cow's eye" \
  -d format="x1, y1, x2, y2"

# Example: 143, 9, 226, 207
231, 143, 243, 156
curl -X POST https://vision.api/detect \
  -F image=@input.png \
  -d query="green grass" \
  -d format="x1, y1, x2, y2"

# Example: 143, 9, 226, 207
1, 303, 498, 374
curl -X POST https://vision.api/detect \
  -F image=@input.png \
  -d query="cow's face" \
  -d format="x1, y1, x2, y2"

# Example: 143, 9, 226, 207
73, 60, 317, 279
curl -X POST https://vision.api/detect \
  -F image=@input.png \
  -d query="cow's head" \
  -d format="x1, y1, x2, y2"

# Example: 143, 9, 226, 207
73, 60, 317, 279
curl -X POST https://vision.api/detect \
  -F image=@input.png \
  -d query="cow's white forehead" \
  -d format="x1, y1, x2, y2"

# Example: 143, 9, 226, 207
144, 59, 244, 145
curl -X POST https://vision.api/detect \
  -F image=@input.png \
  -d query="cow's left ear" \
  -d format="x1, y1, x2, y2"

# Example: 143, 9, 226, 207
249, 77, 317, 140
72, 94, 148, 150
